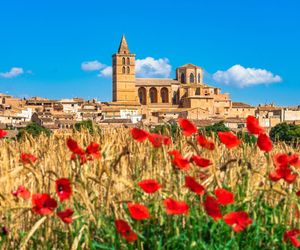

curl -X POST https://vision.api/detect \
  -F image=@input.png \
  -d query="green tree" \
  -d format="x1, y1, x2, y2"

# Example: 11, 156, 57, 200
204, 121, 230, 135
150, 123, 180, 140
269, 122, 300, 145
17, 122, 51, 140
74, 120, 94, 134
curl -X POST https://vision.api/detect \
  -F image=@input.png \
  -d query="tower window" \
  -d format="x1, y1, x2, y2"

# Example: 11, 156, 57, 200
122, 66, 125, 74
127, 66, 130, 74
180, 73, 185, 83
122, 57, 125, 65
127, 57, 130, 65
190, 73, 194, 83
198, 73, 201, 83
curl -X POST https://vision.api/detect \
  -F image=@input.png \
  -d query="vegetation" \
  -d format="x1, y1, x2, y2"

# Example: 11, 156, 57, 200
74, 120, 95, 134
270, 122, 300, 145
0, 119, 299, 249
17, 122, 51, 140
204, 121, 230, 135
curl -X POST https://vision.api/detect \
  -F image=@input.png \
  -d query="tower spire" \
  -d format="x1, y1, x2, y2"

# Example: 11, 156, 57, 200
118, 34, 130, 54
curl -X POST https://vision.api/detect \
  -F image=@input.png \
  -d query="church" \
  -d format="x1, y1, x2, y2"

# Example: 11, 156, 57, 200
101, 35, 254, 123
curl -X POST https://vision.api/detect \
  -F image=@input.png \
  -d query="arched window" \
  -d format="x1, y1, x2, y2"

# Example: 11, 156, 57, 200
127, 66, 130, 74
190, 73, 194, 83
122, 57, 125, 65
198, 73, 201, 83
127, 57, 130, 65
172, 91, 178, 104
149, 87, 158, 103
161, 87, 169, 103
122, 66, 125, 74
180, 73, 185, 83
138, 87, 147, 105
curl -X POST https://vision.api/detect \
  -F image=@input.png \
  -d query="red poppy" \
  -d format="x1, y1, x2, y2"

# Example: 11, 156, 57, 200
148, 133, 164, 148
162, 135, 172, 146
168, 150, 190, 170
185, 176, 205, 195
138, 179, 161, 193
12, 185, 31, 200
218, 132, 240, 149
283, 229, 300, 247
115, 220, 137, 242
246, 116, 264, 135
196, 134, 215, 150
32, 193, 57, 215
269, 166, 297, 183
66, 138, 85, 155
191, 155, 212, 168
289, 154, 300, 168
203, 195, 222, 220
20, 153, 38, 165
130, 128, 149, 142
296, 190, 300, 196
257, 133, 273, 152
199, 172, 209, 181
214, 188, 234, 205
57, 208, 74, 224
274, 153, 289, 167
163, 198, 189, 215
86, 142, 101, 159
127, 203, 150, 220
178, 118, 197, 136
223, 211, 252, 232
55, 178, 72, 201
0, 129, 7, 139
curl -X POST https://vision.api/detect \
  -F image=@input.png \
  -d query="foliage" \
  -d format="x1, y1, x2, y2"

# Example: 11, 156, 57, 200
237, 131, 257, 145
17, 122, 51, 140
74, 120, 94, 134
270, 122, 300, 145
203, 121, 230, 135
150, 123, 180, 140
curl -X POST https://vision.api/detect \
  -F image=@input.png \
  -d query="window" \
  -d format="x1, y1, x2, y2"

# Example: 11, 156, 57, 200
127, 66, 130, 74
198, 73, 201, 83
161, 87, 169, 103
180, 73, 185, 83
122, 57, 125, 65
149, 88, 158, 103
127, 57, 130, 65
190, 73, 194, 83
122, 66, 125, 74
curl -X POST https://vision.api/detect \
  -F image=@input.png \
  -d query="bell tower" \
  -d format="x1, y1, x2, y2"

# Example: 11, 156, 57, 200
112, 35, 137, 102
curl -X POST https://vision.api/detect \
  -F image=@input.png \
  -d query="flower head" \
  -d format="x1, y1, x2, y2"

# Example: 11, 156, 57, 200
115, 219, 137, 242
185, 176, 205, 195
55, 178, 72, 202
0, 129, 8, 139
214, 188, 234, 205
130, 128, 148, 142
257, 133, 273, 152
168, 150, 190, 170
218, 132, 240, 149
163, 198, 189, 215
284, 229, 300, 247
86, 142, 101, 159
12, 185, 31, 200
223, 211, 252, 232
127, 203, 150, 221
204, 195, 222, 220
138, 179, 161, 194
191, 155, 212, 168
32, 193, 57, 215
178, 118, 197, 136
246, 116, 264, 135
20, 153, 38, 165
196, 134, 215, 150
57, 208, 74, 224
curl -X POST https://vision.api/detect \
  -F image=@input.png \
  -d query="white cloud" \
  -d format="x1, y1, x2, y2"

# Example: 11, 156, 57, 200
81, 60, 105, 71
135, 57, 171, 78
212, 64, 282, 87
98, 66, 112, 77
0, 67, 24, 78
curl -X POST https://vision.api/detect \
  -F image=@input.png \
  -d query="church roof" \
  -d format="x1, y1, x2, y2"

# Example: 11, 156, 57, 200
177, 63, 202, 69
118, 35, 130, 54
136, 78, 180, 86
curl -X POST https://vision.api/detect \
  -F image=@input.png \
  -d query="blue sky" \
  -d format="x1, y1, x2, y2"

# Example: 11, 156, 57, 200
0, 0, 299, 105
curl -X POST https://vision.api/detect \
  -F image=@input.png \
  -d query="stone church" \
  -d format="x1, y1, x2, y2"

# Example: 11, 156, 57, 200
102, 35, 253, 122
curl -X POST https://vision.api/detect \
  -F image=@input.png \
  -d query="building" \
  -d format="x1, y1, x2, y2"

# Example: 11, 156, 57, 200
108, 35, 234, 121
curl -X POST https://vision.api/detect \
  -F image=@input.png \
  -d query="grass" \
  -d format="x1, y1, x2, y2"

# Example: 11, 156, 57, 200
0, 126, 299, 249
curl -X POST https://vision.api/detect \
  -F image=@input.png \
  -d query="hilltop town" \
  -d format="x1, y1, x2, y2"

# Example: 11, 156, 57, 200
1, 36, 299, 132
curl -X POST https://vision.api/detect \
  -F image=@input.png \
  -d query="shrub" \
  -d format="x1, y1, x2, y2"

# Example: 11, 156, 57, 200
204, 121, 230, 135
269, 123, 300, 145
74, 120, 94, 134
17, 122, 51, 140
237, 131, 257, 145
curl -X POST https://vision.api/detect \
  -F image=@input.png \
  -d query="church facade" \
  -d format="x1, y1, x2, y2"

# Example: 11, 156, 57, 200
102, 35, 252, 122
